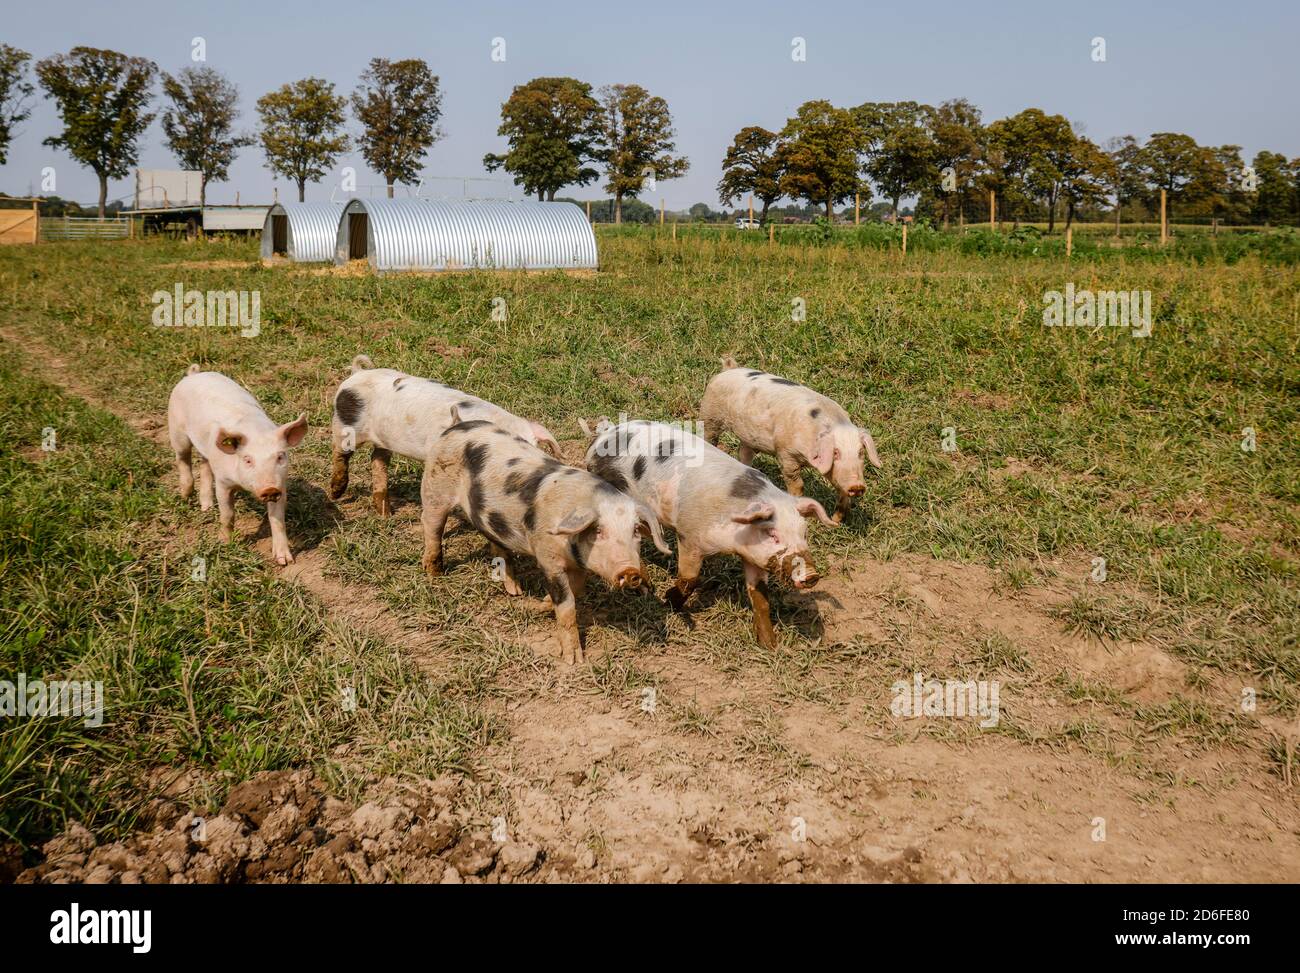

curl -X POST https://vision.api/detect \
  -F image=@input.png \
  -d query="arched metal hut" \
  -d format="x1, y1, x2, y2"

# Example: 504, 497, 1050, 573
261, 202, 345, 263
334, 198, 597, 272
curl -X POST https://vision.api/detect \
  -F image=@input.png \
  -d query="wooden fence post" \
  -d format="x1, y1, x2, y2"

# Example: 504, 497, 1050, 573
32, 198, 40, 245
902, 222, 908, 255
586, 200, 591, 223
660, 199, 664, 226
768, 223, 774, 247
989, 190, 995, 229
855, 192, 860, 225
1066, 226, 1072, 257
748, 195, 753, 225
1160, 189, 1167, 244
672, 221, 676, 242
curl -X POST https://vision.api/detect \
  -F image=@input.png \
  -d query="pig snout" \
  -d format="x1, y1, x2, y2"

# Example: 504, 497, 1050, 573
786, 554, 820, 589
258, 487, 283, 503
845, 484, 866, 497
614, 568, 644, 591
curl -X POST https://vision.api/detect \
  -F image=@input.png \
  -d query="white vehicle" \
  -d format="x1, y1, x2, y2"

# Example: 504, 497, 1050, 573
734, 217, 762, 230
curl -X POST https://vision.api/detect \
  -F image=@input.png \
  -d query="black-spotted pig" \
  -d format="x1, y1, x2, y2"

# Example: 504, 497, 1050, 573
699, 356, 881, 522
167, 365, 308, 565
329, 355, 560, 515
584, 419, 836, 649
421, 410, 669, 664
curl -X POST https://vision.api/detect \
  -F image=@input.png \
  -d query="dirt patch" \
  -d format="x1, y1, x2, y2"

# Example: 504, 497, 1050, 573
15, 770, 547, 885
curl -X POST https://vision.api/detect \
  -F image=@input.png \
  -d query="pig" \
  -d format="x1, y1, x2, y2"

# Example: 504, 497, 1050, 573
699, 356, 882, 523
421, 408, 670, 664
584, 419, 836, 649
329, 355, 560, 515
167, 364, 309, 565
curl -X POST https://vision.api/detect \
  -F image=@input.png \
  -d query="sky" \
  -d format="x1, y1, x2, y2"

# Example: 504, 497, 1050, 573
3, 0, 1298, 210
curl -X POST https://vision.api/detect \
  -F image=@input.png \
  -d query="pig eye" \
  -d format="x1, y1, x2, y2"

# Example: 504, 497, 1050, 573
767, 529, 781, 543
277, 452, 286, 463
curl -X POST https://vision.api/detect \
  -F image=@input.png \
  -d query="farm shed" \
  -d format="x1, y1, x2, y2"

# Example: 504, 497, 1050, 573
334, 198, 597, 272
261, 202, 345, 263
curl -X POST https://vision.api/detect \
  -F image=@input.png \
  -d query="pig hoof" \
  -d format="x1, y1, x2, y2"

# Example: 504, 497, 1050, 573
274, 550, 294, 566
423, 559, 443, 578
664, 588, 690, 613
831, 511, 846, 525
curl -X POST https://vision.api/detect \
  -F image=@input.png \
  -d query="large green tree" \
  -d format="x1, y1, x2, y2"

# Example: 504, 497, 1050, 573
778, 100, 861, 220
716, 125, 784, 220
352, 58, 443, 199
1136, 132, 1212, 221
1251, 150, 1297, 225
36, 47, 157, 217
257, 77, 349, 202
0, 44, 34, 167
594, 83, 688, 223
160, 66, 253, 208
1103, 135, 1145, 232
483, 76, 601, 201
927, 98, 983, 227
855, 101, 937, 219
985, 108, 1077, 231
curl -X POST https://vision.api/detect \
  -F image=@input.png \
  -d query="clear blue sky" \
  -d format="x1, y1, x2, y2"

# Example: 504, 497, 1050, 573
3, 0, 1297, 209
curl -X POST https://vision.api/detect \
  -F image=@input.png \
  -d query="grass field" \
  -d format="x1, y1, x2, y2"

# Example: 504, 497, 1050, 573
1, 229, 1297, 882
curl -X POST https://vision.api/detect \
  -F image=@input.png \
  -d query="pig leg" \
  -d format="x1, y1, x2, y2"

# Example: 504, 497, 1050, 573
328, 448, 352, 500
174, 443, 195, 500
665, 541, 703, 612
545, 573, 583, 664
267, 494, 294, 566
738, 445, 755, 466
743, 561, 778, 649
489, 542, 523, 596
215, 481, 236, 543
833, 490, 853, 524
777, 450, 804, 497
421, 497, 452, 577
198, 458, 216, 512
700, 417, 720, 446
371, 447, 392, 516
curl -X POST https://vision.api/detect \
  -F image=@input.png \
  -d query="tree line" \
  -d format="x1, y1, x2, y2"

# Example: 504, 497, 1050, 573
1, 43, 1295, 228
0, 45, 689, 221
718, 99, 1300, 229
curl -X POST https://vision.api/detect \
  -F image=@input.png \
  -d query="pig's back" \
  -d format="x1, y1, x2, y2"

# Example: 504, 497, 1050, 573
344, 368, 533, 460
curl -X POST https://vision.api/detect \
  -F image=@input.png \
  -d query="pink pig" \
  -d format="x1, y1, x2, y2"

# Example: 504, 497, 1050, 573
167, 365, 309, 565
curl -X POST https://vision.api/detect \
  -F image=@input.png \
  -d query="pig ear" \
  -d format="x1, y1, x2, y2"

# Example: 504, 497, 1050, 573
796, 497, 838, 526
550, 509, 596, 535
279, 413, 308, 448
860, 428, 882, 469
635, 504, 672, 555
731, 501, 776, 524
808, 430, 835, 475
449, 405, 462, 425
216, 429, 244, 454
530, 422, 560, 457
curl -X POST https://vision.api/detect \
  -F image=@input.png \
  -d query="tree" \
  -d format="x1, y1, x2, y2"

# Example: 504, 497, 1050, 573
594, 83, 688, 223
352, 58, 443, 199
160, 67, 253, 208
257, 78, 349, 202
985, 108, 1077, 231
1059, 136, 1114, 230
483, 76, 601, 201
1251, 150, 1296, 225
1104, 135, 1145, 233
855, 102, 936, 219
1136, 132, 1210, 221
778, 100, 861, 220
927, 98, 983, 228
0, 44, 34, 167
36, 47, 157, 218
717, 125, 784, 220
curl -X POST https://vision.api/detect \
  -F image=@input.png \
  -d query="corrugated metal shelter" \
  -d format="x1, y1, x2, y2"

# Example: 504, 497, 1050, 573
334, 198, 597, 272
261, 202, 345, 263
